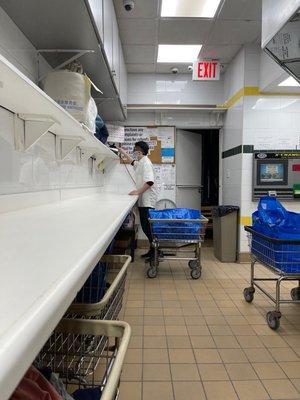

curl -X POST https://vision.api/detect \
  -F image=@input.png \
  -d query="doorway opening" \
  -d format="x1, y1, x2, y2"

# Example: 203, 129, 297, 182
175, 128, 219, 241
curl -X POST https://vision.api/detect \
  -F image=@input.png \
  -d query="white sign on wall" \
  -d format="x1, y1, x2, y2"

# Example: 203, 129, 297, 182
107, 124, 125, 143
153, 164, 176, 204
192, 60, 220, 81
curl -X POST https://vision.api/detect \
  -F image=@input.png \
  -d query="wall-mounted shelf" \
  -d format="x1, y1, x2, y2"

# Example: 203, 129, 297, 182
0, 0, 127, 121
0, 192, 137, 400
0, 54, 118, 160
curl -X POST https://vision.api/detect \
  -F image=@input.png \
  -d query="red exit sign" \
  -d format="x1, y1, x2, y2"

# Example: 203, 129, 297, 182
192, 60, 220, 81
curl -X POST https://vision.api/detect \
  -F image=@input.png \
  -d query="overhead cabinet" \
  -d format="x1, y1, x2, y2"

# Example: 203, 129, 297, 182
0, 0, 127, 121
119, 38, 128, 106
86, 0, 104, 41
112, 9, 121, 92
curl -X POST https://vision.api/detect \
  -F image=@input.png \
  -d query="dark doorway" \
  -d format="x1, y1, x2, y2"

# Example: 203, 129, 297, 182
201, 129, 219, 206
186, 129, 219, 242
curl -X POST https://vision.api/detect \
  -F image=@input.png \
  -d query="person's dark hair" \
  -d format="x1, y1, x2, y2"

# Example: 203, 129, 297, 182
135, 141, 149, 155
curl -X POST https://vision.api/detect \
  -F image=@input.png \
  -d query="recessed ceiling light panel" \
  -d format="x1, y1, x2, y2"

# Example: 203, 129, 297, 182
161, 0, 221, 18
157, 45, 202, 63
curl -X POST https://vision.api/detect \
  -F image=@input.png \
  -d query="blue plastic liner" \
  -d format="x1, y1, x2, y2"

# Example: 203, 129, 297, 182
251, 197, 300, 273
74, 241, 115, 303
75, 262, 107, 303
149, 208, 201, 240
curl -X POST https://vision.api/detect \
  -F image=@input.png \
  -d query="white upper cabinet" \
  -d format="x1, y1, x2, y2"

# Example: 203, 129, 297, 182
119, 41, 127, 106
86, 0, 104, 41
103, 0, 114, 70
102, 0, 127, 109
112, 11, 120, 91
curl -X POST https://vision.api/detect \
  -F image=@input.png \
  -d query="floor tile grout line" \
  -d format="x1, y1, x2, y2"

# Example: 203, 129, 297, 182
122, 249, 300, 399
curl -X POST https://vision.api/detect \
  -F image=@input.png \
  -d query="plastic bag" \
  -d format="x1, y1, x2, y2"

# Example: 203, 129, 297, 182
212, 205, 239, 218
85, 97, 97, 133
251, 197, 300, 273
252, 197, 300, 239
149, 208, 201, 240
149, 208, 200, 220
44, 70, 97, 129
95, 120, 109, 144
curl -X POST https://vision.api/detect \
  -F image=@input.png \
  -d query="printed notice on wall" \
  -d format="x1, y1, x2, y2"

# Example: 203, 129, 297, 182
123, 126, 175, 164
154, 164, 176, 204
107, 124, 125, 143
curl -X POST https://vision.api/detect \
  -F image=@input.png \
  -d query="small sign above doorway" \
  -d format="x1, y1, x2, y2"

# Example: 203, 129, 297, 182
192, 60, 220, 81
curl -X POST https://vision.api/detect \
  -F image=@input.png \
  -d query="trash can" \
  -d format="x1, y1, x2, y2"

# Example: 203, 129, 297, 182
212, 205, 239, 262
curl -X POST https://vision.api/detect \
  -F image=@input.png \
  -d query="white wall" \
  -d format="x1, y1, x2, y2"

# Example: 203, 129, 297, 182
0, 6, 50, 83
126, 110, 224, 129
224, 47, 245, 101
260, 51, 287, 91
127, 73, 224, 105
222, 48, 245, 210
236, 45, 300, 252
0, 6, 118, 201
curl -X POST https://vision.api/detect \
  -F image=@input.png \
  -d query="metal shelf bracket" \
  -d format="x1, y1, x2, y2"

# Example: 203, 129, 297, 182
15, 113, 57, 151
37, 49, 95, 82
56, 136, 82, 161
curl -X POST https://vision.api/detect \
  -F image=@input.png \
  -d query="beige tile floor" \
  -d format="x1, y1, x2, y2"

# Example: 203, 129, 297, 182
118, 248, 300, 400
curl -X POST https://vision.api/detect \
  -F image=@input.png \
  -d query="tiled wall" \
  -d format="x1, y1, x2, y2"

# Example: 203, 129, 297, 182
222, 48, 246, 208
239, 94, 300, 252
221, 44, 300, 254
238, 45, 300, 252
0, 108, 105, 196
0, 6, 108, 201
223, 47, 245, 101
127, 73, 224, 105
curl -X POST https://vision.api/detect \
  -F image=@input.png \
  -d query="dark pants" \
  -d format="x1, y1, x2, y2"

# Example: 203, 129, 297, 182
138, 207, 154, 247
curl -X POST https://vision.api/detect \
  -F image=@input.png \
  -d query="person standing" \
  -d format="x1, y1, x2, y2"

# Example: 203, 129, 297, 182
119, 141, 157, 259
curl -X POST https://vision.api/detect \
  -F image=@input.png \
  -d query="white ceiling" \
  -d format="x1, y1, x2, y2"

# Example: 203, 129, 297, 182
113, 0, 262, 73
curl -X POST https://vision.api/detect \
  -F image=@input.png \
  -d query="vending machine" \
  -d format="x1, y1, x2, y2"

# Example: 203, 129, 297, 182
253, 151, 300, 201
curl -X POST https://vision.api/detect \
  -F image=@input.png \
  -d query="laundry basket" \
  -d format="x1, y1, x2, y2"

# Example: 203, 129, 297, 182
38, 318, 131, 400
66, 255, 131, 319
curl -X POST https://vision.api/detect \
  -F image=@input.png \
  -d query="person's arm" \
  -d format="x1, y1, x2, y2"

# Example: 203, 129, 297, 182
129, 182, 153, 196
118, 147, 134, 164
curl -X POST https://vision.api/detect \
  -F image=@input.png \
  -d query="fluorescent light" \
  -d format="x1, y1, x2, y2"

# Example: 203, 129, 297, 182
161, 0, 221, 18
157, 45, 202, 63
278, 76, 300, 87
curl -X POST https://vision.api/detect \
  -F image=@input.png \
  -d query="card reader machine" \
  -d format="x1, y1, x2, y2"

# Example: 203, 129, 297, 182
253, 151, 300, 201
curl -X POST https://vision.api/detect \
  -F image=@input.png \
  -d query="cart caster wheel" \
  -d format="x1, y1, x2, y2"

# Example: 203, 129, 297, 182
188, 260, 199, 269
243, 287, 255, 303
266, 311, 281, 330
290, 287, 300, 301
147, 267, 157, 279
191, 268, 201, 279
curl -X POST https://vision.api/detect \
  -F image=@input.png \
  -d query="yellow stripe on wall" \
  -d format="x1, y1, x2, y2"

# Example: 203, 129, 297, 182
218, 86, 300, 110
240, 216, 252, 226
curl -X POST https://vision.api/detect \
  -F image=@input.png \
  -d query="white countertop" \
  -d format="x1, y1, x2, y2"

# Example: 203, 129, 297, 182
0, 193, 137, 399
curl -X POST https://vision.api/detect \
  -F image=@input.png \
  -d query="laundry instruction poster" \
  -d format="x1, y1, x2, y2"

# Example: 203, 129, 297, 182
123, 126, 175, 164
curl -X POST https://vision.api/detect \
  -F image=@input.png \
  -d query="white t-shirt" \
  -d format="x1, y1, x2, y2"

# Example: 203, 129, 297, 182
133, 156, 157, 208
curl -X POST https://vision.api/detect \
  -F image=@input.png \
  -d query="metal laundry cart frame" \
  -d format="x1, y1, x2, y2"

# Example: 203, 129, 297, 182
66, 255, 131, 319
244, 226, 300, 330
38, 255, 132, 399
38, 318, 131, 400
147, 216, 208, 279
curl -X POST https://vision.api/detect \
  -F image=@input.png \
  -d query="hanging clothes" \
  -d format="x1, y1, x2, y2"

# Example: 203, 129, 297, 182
11, 366, 62, 400
50, 373, 74, 400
